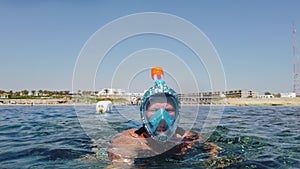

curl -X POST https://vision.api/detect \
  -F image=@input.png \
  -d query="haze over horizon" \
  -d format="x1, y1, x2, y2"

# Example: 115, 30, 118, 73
1, 1, 300, 94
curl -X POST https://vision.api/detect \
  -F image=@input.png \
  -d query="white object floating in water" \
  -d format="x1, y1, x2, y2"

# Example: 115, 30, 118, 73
96, 101, 112, 113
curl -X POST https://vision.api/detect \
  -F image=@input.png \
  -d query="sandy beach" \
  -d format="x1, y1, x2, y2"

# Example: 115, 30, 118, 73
1, 97, 300, 106
222, 97, 300, 106
0, 99, 78, 106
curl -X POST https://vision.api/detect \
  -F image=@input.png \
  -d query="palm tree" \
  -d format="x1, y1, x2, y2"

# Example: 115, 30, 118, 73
31, 90, 36, 97
9, 90, 13, 98
16, 91, 21, 96
38, 90, 43, 96
21, 90, 29, 96
63, 91, 70, 96
104, 89, 109, 95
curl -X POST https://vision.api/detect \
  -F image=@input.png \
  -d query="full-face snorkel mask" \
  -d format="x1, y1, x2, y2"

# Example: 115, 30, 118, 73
140, 67, 180, 143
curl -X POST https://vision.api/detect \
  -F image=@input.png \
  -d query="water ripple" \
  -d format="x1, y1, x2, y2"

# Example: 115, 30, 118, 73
0, 106, 299, 168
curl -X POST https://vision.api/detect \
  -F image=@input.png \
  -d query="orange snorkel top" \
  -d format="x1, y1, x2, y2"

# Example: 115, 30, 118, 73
151, 67, 164, 80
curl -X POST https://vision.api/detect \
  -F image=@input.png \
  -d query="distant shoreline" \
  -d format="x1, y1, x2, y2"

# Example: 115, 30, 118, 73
222, 97, 300, 106
1, 98, 300, 107
195, 97, 300, 107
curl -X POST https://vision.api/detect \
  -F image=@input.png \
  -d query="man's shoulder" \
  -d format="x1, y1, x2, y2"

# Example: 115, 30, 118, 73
110, 127, 147, 143
111, 128, 137, 140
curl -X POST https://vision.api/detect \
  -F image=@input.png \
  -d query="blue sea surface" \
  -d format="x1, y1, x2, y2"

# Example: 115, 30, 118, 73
0, 105, 299, 168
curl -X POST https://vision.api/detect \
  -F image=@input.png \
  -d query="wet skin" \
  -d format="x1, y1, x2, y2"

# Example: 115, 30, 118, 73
106, 100, 223, 167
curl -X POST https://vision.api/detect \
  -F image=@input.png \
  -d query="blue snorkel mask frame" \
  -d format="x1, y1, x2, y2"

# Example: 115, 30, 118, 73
140, 79, 180, 143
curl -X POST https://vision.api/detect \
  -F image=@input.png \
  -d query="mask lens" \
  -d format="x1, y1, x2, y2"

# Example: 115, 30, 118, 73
148, 109, 175, 132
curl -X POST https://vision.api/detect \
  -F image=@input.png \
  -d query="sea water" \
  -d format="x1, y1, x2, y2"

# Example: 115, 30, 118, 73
0, 105, 299, 168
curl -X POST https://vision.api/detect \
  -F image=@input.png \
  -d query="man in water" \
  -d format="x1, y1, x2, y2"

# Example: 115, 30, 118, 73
106, 67, 221, 167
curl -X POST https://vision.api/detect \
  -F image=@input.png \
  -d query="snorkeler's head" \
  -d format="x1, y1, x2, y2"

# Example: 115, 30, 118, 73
140, 67, 180, 142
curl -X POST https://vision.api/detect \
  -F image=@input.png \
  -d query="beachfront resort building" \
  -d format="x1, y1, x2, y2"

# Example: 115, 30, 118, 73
179, 89, 259, 99
178, 89, 259, 104
280, 92, 296, 98
224, 89, 259, 98
0, 93, 9, 99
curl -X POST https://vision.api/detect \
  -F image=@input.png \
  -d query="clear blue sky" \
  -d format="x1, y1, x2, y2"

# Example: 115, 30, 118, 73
1, 0, 300, 94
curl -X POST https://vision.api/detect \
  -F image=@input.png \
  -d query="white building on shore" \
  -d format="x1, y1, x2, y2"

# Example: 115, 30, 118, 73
0, 93, 9, 99
97, 88, 126, 96
255, 94, 275, 99
280, 92, 296, 98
